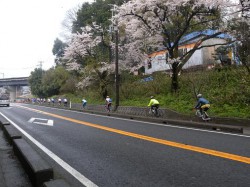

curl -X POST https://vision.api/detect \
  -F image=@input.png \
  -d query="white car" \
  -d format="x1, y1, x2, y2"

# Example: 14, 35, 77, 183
0, 94, 10, 107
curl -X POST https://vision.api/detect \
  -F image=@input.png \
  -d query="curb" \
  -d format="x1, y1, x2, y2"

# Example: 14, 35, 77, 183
13, 138, 54, 187
2, 123, 22, 144
0, 119, 70, 187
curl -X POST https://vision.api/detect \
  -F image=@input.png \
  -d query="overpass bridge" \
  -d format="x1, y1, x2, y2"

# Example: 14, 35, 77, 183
0, 77, 29, 101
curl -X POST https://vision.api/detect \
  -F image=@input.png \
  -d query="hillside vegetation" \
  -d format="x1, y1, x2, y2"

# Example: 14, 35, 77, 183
66, 66, 250, 119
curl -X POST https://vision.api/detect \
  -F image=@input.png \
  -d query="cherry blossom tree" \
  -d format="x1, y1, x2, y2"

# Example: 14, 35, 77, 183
240, 0, 250, 20
116, 0, 236, 92
63, 24, 116, 97
63, 25, 102, 68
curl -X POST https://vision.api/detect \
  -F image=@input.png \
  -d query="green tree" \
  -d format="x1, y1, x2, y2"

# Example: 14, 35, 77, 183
236, 22, 250, 74
229, 17, 250, 74
213, 46, 232, 66
41, 66, 71, 97
52, 38, 68, 65
72, 0, 128, 33
29, 68, 45, 97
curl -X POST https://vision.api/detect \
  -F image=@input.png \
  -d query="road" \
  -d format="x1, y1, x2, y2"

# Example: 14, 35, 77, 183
0, 103, 250, 187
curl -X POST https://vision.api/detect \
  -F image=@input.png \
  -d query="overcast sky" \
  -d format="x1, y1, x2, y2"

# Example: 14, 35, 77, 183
0, 0, 93, 78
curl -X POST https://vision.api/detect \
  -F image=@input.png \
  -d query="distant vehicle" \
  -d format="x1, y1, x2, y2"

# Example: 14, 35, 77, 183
0, 94, 10, 107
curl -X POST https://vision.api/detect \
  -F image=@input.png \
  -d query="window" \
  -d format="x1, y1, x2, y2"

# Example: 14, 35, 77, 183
178, 48, 187, 57
165, 53, 169, 63
178, 49, 184, 57
148, 59, 152, 69
0, 94, 9, 100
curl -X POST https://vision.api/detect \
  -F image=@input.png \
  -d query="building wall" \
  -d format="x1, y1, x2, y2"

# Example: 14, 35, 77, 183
145, 50, 171, 74
182, 49, 203, 69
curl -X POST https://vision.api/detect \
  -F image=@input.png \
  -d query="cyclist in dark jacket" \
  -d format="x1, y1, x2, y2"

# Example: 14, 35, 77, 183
194, 94, 210, 115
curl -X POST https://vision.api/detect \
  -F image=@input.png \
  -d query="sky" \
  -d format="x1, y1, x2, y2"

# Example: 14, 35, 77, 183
0, 0, 93, 78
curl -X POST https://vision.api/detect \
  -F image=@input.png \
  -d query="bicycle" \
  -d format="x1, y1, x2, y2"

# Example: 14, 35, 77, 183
195, 109, 211, 121
105, 104, 112, 112
147, 106, 163, 117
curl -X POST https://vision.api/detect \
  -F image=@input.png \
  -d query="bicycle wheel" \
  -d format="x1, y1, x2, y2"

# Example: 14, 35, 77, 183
156, 109, 163, 117
196, 110, 202, 117
202, 112, 211, 120
146, 108, 152, 116
104, 105, 109, 112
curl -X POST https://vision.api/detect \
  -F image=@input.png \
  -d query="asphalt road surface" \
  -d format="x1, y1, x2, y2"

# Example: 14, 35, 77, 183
0, 103, 250, 187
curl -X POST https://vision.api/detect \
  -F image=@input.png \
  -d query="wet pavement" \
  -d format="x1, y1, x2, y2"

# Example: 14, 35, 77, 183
0, 128, 32, 187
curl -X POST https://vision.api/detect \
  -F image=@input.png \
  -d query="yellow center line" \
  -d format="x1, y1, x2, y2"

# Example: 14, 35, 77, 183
18, 105, 250, 164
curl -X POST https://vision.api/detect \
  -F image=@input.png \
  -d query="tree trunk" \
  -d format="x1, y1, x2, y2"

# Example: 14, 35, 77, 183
171, 62, 179, 92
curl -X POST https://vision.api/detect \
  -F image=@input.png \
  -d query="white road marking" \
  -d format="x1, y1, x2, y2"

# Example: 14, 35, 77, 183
0, 112, 98, 187
28, 117, 54, 126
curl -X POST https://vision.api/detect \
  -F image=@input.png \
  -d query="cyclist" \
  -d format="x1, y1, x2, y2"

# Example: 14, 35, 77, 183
148, 96, 160, 115
194, 94, 210, 118
58, 98, 62, 105
82, 98, 87, 109
105, 96, 112, 112
63, 98, 68, 107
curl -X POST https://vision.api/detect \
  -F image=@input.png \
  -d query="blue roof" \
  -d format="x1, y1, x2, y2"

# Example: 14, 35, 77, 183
179, 29, 232, 45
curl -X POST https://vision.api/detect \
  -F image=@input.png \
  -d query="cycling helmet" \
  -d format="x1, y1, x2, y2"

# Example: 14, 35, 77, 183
150, 96, 154, 99
197, 94, 202, 98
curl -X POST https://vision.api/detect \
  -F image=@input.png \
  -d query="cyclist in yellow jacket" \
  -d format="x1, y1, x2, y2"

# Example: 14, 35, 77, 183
148, 96, 160, 114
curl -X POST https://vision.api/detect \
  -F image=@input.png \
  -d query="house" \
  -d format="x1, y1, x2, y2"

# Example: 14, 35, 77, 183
144, 30, 236, 75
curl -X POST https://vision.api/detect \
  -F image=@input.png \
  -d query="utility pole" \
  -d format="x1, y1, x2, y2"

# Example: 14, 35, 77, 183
110, 4, 119, 111
38, 61, 43, 70
38, 61, 44, 77
114, 25, 119, 110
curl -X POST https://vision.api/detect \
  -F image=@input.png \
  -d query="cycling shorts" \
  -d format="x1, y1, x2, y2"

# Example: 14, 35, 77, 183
201, 104, 210, 109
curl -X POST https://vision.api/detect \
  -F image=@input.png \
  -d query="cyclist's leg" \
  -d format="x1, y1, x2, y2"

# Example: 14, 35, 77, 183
151, 105, 153, 111
201, 105, 210, 119
198, 105, 206, 118
108, 103, 111, 112
203, 107, 210, 118
150, 106, 154, 114
196, 108, 202, 117
151, 105, 156, 115
155, 104, 159, 116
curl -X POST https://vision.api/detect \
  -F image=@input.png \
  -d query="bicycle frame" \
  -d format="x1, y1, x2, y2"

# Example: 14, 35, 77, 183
105, 104, 112, 112
151, 107, 157, 114
195, 109, 210, 121
148, 106, 162, 117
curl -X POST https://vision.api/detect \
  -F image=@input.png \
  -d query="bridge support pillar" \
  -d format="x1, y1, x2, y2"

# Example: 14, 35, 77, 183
7, 86, 22, 101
